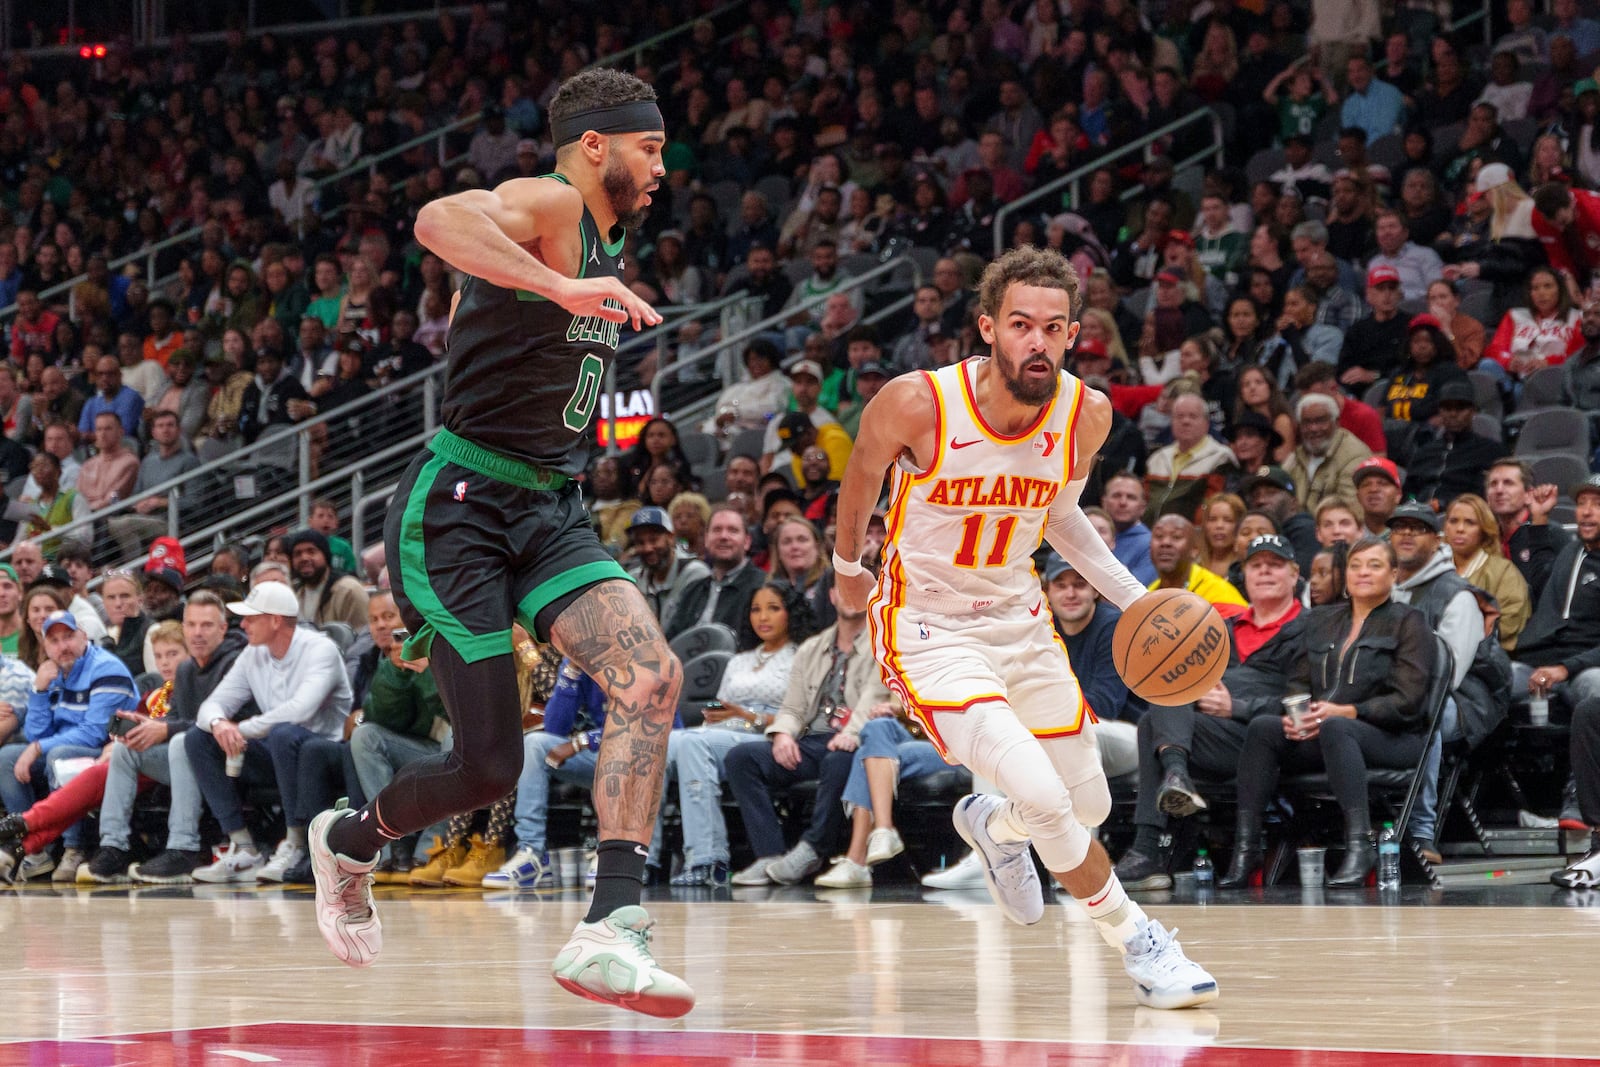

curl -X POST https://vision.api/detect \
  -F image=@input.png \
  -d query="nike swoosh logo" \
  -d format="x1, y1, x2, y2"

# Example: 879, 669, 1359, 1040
1029, 600, 1043, 617
950, 438, 982, 449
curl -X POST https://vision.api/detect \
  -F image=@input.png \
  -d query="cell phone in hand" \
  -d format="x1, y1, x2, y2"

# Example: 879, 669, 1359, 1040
108, 714, 137, 739
392, 629, 411, 644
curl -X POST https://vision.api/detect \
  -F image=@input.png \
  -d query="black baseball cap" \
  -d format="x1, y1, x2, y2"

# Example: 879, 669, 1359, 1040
1244, 533, 1296, 563
1242, 465, 1296, 496
1387, 501, 1442, 532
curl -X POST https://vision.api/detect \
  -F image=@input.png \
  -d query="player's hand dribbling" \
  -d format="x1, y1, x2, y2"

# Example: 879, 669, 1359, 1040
834, 568, 875, 616
552, 277, 663, 332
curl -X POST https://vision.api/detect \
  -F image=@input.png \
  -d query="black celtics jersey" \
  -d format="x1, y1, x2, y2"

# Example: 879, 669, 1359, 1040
440, 174, 626, 476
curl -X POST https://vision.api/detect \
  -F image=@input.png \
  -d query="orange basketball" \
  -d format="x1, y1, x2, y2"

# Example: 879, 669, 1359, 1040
1112, 589, 1231, 706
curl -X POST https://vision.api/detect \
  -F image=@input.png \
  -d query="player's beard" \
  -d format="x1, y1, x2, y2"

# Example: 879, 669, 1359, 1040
603, 155, 647, 231
997, 346, 1061, 406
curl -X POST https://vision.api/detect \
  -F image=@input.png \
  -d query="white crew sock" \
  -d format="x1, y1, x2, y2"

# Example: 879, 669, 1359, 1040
1077, 872, 1147, 952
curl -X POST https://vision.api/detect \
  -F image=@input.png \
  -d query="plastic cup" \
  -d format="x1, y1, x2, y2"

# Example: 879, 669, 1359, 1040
225, 751, 245, 778
555, 848, 583, 887
1297, 846, 1326, 887
1283, 694, 1311, 728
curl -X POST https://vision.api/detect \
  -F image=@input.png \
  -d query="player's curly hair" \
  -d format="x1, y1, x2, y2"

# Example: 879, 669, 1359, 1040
549, 68, 658, 128
976, 245, 1082, 322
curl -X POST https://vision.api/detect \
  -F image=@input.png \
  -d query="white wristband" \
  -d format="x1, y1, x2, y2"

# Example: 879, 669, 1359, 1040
831, 551, 864, 577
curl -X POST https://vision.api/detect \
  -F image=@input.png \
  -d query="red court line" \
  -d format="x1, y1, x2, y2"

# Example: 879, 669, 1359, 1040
2, 1024, 1596, 1067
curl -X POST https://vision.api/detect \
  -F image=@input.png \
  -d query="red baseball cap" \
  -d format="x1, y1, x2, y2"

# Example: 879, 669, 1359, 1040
1367, 264, 1401, 288
1074, 337, 1109, 359
1155, 269, 1184, 285
1408, 312, 1443, 331
1164, 229, 1195, 248
1353, 456, 1402, 488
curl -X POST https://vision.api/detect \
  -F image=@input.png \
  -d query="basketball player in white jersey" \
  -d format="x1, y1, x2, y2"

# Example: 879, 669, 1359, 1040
834, 247, 1217, 1009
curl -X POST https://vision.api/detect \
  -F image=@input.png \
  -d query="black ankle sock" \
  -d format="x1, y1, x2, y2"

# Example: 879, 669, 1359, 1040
1158, 746, 1189, 777
585, 839, 648, 923
325, 802, 396, 863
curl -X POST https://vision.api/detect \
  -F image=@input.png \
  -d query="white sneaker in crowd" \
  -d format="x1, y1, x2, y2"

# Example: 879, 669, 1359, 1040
920, 851, 986, 890
193, 842, 264, 884
256, 840, 309, 883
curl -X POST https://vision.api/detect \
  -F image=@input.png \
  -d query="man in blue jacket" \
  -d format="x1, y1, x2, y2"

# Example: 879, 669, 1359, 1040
0, 610, 139, 882
1045, 552, 1141, 781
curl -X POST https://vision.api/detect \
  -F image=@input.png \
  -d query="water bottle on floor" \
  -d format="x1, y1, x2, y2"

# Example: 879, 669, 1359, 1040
1192, 849, 1213, 887
1377, 823, 1401, 890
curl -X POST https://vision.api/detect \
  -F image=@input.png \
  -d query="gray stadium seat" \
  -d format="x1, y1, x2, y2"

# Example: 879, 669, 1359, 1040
1467, 371, 1503, 419
1472, 413, 1502, 442
1515, 408, 1590, 458
729, 427, 767, 461
1527, 452, 1591, 492
669, 623, 738, 664
679, 431, 720, 469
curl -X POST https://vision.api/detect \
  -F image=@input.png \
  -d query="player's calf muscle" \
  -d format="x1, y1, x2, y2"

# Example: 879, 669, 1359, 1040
551, 580, 680, 835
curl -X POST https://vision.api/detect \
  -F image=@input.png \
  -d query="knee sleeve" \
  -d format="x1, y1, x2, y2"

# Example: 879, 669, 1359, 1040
1068, 774, 1113, 829
935, 703, 1095, 872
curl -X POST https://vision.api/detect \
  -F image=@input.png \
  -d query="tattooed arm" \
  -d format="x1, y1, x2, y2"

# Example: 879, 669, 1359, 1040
549, 579, 682, 844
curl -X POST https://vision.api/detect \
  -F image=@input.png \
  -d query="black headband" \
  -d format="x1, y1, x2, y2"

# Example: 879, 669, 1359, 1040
551, 101, 664, 148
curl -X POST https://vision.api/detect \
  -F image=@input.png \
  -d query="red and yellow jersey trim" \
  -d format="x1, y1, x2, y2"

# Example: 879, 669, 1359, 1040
907, 369, 944, 485
957, 358, 1059, 444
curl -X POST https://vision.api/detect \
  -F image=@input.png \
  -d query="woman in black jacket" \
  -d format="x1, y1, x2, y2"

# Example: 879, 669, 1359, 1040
1221, 536, 1436, 889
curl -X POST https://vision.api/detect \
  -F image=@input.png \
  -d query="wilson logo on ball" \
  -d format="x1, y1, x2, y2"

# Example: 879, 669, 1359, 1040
1159, 625, 1225, 685
1112, 589, 1232, 707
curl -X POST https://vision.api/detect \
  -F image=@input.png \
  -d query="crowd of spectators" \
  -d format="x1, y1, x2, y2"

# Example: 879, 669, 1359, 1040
5, 0, 1600, 893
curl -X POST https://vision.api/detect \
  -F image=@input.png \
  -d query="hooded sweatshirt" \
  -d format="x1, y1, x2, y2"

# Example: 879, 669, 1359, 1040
1392, 545, 1478, 689
164, 625, 250, 736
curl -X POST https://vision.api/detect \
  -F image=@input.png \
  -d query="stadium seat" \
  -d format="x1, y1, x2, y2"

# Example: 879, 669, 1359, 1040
669, 623, 738, 664
1515, 408, 1589, 458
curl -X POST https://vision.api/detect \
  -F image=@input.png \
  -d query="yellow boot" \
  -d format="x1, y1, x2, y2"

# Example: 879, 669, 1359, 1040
409, 836, 468, 888
443, 835, 506, 888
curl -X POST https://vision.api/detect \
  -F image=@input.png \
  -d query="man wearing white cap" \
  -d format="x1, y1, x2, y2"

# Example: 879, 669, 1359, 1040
186, 581, 352, 883
0, 610, 138, 883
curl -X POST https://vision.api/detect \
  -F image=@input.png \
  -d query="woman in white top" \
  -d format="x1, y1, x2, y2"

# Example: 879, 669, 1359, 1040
668, 582, 816, 886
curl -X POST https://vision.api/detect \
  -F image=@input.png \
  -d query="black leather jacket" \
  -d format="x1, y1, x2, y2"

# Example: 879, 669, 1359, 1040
1290, 599, 1435, 733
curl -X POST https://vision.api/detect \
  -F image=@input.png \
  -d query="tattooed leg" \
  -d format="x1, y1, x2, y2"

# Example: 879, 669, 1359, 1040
550, 579, 682, 845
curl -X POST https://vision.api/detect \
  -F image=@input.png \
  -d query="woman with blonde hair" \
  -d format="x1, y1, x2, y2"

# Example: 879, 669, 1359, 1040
1195, 493, 1246, 579
1077, 306, 1131, 372
1443, 492, 1531, 650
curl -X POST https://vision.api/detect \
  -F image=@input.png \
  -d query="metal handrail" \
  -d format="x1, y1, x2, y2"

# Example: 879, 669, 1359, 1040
0, 361, 445, 562
991, 108, 1224, 257
4, 1, 741, 321
307, 0, 750, 217
649, 255, 921, 415
665, 288, 916, 430
1453, 0, 1495, 46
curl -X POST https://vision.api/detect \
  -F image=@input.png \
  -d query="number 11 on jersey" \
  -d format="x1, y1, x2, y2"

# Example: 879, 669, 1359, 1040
953, 513, 1018, 568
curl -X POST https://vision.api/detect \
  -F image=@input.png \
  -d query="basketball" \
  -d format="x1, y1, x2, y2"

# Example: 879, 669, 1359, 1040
1112, 589, 1231, 706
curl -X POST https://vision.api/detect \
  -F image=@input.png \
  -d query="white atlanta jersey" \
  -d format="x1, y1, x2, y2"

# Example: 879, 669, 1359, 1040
873, 357, 1087, 616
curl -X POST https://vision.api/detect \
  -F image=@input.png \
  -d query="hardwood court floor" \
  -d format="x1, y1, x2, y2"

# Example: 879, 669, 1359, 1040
2, 884, 1598, 1065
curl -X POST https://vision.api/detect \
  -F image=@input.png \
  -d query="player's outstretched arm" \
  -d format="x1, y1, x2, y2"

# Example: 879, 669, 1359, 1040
1043, 387, 1148, 610
833, 374, 936, 613
413, 179, 661, 330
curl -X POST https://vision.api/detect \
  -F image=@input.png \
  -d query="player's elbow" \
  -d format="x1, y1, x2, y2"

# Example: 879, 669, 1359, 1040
413, 200, 452, 249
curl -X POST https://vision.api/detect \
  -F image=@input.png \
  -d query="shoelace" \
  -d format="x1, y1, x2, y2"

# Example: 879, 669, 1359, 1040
333, 870, 375, 923
1135, 925, 1194, 977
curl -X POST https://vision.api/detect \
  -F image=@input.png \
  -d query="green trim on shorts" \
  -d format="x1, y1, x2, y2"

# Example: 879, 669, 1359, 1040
399, 452, 513, 664
515, 560, 634, 634
428, 428, 570, 490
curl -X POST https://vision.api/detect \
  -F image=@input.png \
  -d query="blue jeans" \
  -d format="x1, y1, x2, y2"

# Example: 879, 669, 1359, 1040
841, 718, 946, 811
511, 731, 599, 854
1409, 698, 1459, 845
187, 724, 354, 836
0, 742, 104, 848
99, 737, 203, 853
670, 726, 757, 867
349, 721, 446, 862
725, 732, 853, 857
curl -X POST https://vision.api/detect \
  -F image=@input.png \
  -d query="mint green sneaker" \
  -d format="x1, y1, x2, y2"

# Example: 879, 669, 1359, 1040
552, 905, 694, 1018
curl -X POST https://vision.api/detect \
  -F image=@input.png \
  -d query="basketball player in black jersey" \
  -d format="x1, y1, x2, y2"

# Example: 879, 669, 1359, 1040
306, 69, 694, 1018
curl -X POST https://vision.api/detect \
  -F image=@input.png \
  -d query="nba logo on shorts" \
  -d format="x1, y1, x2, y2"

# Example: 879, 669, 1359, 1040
453, 480, 468, 502
918, 622, 931, 640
